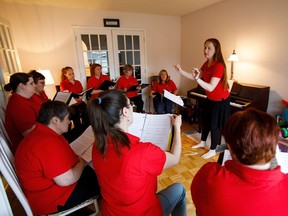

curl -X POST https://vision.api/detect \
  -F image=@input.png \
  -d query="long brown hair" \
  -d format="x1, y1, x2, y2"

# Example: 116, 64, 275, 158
61, 66, 73, 81
157, 69, 170, 84
205, 38, 229, 89
90, 63, 102, 76
87, 90, 130, 158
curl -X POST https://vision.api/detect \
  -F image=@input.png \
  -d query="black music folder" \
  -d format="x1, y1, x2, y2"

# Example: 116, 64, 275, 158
98, 80, 116, 90
71, 88, 93, 98
127, 83, 150, 92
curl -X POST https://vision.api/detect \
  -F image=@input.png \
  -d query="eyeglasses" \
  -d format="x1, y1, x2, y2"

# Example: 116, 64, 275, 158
127, 101, 135, 108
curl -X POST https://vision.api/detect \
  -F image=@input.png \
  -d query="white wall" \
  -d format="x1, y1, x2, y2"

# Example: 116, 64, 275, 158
0, 2, 181, 102
181, 0, 288, 115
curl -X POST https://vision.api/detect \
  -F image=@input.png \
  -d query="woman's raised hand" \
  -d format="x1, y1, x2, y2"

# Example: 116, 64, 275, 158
174, 64, 182, 72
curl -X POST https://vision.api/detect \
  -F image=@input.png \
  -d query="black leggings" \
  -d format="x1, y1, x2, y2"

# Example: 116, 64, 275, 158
200, 97, 230, 150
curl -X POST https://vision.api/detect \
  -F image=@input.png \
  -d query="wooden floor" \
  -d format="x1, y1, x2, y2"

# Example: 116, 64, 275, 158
6, 120, 219, 215
157, 120, 219, 215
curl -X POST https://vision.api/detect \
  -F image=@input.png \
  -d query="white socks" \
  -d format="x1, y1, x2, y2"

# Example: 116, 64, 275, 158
201, 149, 216, 159
192, 141, 206, 149
191, 141, 216, 159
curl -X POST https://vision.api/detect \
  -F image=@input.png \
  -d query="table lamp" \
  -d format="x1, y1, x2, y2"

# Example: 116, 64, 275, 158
227, 50, 240, 80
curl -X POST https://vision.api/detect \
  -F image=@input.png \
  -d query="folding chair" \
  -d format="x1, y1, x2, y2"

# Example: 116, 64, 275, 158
0, 136, 100, 216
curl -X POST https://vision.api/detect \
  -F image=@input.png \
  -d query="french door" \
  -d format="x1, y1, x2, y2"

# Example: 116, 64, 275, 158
74, 27, 147, 85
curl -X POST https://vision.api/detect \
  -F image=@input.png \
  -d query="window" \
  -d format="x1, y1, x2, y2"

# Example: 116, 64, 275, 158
74, 28, 146, 83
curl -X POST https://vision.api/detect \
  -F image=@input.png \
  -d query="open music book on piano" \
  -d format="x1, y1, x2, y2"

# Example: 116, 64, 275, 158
128, 112, 173, 151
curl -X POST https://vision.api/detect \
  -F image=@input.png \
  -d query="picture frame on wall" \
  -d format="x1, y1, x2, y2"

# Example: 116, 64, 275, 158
103, 19, 120, 27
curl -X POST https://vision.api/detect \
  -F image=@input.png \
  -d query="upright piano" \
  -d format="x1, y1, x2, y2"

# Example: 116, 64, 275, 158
187, 81, 270, 127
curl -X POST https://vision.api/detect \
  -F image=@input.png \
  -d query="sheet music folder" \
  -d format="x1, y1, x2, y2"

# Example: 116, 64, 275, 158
127, 83, 150, 92
98, 80, 116, 90
71, 88, 93, 98
128, 112, 173, 151
53, 91, 72, 104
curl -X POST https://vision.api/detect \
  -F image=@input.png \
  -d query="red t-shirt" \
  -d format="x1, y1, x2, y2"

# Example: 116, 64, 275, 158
92, 133, 166, 215
116, 75, 139, 98
87, 75, 110, 98
15, 123, 78, 215
191, 160, 288, 216
5, 93, 40, 154
31, 91, 49, 107
151, 80, 177, 94
60, 79, 84, 104
201, 61, 230, 101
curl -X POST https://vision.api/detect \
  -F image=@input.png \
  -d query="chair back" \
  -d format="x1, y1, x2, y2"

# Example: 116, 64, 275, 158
0, 119, 14, 166
0, 137, 33, 216
0, 175, 13, 215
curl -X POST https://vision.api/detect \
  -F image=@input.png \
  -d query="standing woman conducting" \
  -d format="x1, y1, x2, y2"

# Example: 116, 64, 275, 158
175, 38, 230, 159
87, 90, 186, 216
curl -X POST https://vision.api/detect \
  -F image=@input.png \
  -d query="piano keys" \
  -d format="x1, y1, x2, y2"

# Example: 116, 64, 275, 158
187, 82, 270, 128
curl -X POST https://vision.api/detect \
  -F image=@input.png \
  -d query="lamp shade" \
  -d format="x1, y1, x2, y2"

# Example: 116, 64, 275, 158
228, 50, 240, 62
38, 69, 55, 85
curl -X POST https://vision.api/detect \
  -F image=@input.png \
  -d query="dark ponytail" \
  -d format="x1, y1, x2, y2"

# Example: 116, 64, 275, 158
4, 72, 31, 92
88, 90, 130, 158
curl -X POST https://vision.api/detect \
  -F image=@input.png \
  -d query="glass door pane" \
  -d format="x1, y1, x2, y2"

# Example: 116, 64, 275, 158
112, 30, 145, 83
74, 28, 115, 84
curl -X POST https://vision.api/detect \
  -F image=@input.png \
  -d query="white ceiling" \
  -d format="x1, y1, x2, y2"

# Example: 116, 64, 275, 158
4, 0, 226, 16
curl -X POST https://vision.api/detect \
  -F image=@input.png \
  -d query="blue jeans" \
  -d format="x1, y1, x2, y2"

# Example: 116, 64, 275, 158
154, 96, 174, 114
157, 183, 187, 216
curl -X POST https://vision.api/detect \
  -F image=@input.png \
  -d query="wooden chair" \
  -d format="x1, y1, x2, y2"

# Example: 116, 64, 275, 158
0, 136, 100, 216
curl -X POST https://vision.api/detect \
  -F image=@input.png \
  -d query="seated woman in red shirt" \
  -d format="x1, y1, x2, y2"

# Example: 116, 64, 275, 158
87, 63, 112, 99
29, 70, 49, 107
151, 69, 178, 114
4, 72, 39, 154
87, 90, 186, 216
60, 66, 89, 132
116, 64, 144, 113
191, 108, 288, 216
15, 100, 100, 215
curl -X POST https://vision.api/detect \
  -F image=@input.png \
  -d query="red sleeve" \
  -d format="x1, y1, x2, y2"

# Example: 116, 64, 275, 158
87, 77, 94, 89
151, 81, 157, 92
116, 76, 124, 89
169, 80, 177, 91
40, 137, 79, 178
60, 80, 68, 91
14, 103, 37, 133
212, 63, 224, 78
139, 143, 166, 175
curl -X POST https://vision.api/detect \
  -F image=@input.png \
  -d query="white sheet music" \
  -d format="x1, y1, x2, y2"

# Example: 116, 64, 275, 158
53, 92, 71, 103
128, 113, 172, 151
70, 126, 94, 162
276, 145, 288, 174
164, 90, 184, 106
